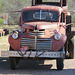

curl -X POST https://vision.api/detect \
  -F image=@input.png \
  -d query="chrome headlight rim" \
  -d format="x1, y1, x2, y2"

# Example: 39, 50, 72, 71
12, 32, 19, 39
54, 33, 61, 40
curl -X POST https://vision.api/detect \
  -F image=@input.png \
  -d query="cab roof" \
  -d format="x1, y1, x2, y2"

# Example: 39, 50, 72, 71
22, 5, 63, 13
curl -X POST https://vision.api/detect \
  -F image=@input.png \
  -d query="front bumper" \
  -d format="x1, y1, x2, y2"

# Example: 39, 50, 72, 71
1, 51, 65, 58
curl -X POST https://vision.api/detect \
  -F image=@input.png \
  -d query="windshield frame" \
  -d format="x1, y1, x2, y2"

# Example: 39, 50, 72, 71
22, 10, 59, 22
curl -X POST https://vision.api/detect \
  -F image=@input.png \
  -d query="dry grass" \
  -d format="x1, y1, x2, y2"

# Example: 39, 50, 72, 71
0, 35, 9, 50
0, 25, 20, 51
72, 27, 75, 31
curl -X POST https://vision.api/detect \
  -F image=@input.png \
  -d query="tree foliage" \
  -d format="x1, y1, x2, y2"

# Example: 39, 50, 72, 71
0, 0, 75, 24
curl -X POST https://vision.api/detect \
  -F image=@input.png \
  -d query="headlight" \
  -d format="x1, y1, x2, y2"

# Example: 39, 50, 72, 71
12, 32, 18, 39
54, 33, 61, 40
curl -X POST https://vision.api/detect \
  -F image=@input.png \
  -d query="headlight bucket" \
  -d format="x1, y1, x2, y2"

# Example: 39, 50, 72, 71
54, 33, 61, 40
12, 31, 19, 39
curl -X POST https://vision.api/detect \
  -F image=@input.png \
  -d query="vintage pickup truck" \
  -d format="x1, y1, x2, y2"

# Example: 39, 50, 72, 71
1, 0, 75, 70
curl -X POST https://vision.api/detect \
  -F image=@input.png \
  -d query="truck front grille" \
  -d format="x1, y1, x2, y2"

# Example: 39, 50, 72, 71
21, 38, 52, 50
29, 32, 45, 36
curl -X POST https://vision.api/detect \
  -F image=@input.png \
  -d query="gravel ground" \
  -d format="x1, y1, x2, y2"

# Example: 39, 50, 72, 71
0, 58, 75, 75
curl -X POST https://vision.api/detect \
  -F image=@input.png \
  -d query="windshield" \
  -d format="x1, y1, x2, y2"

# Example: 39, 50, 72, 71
23, 10, 59, 22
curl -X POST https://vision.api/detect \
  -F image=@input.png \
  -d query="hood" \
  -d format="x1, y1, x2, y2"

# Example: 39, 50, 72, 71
22, 21, 59, 30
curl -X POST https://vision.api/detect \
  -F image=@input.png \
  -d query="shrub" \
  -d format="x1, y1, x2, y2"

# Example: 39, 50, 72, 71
0, 18, 3, 25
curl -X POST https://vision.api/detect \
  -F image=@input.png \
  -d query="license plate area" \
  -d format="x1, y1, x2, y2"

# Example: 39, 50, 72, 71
20, 46, 29, 51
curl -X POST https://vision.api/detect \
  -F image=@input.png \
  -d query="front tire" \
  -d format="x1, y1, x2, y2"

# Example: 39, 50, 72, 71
68, 37, 74, 59
56, 58, 64, 70
9, 57, 19, 70
56, 48, 64, 70
9, 46, 20, 70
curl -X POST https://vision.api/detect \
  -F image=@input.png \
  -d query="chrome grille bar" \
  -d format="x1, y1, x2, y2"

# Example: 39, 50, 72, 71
29, 32, 45, 36
21, 38, 52, 50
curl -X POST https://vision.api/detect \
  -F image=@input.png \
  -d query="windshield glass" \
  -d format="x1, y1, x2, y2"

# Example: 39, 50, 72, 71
23, 10, 59, 22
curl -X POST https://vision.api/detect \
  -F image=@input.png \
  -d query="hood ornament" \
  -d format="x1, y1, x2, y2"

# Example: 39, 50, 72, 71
34, 25, 39, 32
35, 24, 37, 30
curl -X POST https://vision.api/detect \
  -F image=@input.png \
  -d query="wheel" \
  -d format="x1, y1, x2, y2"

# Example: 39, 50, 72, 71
68, 37, 75, 59
9, 46, 20, 70
56, 58, 64, 70
9, 57, 20, 70
56, 48, 64, 70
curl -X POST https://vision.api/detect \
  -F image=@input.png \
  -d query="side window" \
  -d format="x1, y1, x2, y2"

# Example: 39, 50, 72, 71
62, 0, 66, 6
61, 13, 65, 22
35, 0, 42, 4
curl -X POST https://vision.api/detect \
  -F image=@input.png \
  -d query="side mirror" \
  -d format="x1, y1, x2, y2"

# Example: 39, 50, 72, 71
19, 17, 21, 26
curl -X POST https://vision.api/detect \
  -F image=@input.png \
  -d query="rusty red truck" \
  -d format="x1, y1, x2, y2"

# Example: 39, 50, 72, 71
1, 0, 75, 70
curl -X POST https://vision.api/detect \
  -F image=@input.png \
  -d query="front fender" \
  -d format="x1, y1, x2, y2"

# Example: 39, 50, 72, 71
8, 34, 21, 50
51, 34, 67, 51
